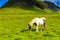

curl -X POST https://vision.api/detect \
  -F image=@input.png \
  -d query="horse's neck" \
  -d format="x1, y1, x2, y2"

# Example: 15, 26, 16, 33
29, 19, 35, 26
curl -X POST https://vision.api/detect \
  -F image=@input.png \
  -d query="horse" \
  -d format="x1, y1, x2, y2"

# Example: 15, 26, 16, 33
28, 17, 47, 32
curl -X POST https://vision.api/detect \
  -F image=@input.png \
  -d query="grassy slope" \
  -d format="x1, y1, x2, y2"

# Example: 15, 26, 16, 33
0, 6, 60, 40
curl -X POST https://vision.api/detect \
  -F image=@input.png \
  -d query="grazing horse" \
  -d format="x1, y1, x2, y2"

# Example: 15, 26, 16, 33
28, 17, 46, 32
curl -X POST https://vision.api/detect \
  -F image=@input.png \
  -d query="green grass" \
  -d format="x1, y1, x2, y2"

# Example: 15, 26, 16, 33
0, 7, 60, 40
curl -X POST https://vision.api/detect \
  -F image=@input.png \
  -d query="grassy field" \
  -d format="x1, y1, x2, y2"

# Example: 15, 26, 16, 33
0, 7, 60, 40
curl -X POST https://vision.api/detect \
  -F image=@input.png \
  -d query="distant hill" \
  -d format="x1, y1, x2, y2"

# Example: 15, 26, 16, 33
42, 1, 60, 11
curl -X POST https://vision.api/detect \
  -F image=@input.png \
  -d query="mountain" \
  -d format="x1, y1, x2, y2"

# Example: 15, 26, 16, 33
41, 0, 60, 7
42, 1, 60, 11
1, 0, 60, 11
13, 0, 45, 10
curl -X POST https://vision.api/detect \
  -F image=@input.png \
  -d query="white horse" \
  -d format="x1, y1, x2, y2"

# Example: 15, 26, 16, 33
28, 17, 46, 32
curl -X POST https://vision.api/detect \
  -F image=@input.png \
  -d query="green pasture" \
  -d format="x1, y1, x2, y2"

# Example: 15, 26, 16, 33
0, 7, 60, 40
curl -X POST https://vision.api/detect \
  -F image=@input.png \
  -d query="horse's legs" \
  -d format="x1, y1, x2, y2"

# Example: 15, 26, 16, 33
34, 22, 38, 32
40, 25, 43, 31
36, 26, 38, 32
36, 24, 39, 32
